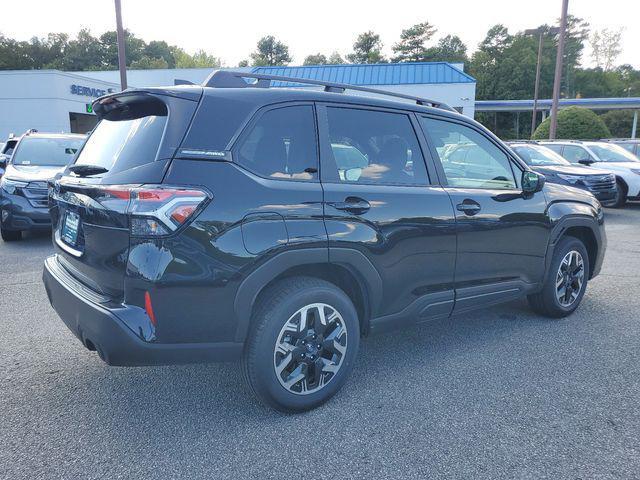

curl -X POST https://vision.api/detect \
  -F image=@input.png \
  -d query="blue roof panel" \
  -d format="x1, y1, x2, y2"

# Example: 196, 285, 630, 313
252, 62, 475, 86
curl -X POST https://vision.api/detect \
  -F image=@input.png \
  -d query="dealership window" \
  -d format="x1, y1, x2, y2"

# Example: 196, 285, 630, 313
324, 107, 428, 185
69, 112, 98, 134
236, 105, 318, 181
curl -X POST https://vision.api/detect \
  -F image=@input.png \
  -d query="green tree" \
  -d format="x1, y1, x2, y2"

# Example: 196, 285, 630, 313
600, 110, 636, 138
347, 31, 386, 64
327, 51, 345, 64
130, 56, 169, 69
303, 53, 327, 65
237, 59, 249, 68
170, 46, 220, 68
190, 50, 221, 68
99, 30, 146, 68
424, 35, 468, 63
590, 28, 623, 71
532, 107, 610, 140
144, 40, 175, 68
250, 36, 291, 66
392, 22, 436, 62
55, 29, 105, 71
562, 15, 590, 97
170, 46, 195, 68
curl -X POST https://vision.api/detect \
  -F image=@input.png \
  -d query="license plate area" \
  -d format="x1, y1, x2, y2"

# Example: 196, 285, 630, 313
61, 211, 81, 247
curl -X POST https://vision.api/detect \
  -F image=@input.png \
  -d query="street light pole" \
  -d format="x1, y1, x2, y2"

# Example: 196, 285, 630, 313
531, 32, 544, 138
549, 0, 569, 139
114, 0, 128, 91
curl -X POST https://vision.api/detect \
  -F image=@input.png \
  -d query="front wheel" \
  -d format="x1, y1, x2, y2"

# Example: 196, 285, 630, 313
611, 179, 627, 208
242, 276, 359, 412
528, 236, 589, 318
1, 227, 22, 242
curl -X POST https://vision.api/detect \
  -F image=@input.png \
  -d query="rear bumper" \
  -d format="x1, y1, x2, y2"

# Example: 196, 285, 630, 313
43, 255, 242, 366
0, 193, 51, 231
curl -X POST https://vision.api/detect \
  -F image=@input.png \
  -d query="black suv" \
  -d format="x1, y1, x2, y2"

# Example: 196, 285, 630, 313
43, 72, 606, 412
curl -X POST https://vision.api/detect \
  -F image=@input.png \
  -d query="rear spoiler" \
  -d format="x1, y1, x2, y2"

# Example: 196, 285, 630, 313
92, 87, 203, 120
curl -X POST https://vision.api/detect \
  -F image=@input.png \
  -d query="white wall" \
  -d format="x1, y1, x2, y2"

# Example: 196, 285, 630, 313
0, 71, 118, 139
72, 68, 220, 88
369, 83, 476, 117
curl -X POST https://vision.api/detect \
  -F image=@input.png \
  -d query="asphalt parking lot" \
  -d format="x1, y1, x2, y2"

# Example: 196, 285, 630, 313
1, 206, 639, 480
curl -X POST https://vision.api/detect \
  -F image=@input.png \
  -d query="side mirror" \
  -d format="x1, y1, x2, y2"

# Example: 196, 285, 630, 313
522, 170, 545, 194
578, 159, 594, 166
0, 155, 6, 170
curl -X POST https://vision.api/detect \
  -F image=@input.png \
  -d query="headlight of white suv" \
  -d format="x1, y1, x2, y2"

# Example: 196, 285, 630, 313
0, 177, 28, 195
630, 169, 640, 176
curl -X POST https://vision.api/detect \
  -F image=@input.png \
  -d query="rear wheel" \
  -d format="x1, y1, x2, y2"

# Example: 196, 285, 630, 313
1, 227, 22, 242
611, 179, 627, 208
528, 236, 589, 318
242, 276, 359, 412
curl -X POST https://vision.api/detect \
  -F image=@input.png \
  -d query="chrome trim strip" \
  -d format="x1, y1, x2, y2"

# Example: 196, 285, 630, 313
54, 230, 83, 258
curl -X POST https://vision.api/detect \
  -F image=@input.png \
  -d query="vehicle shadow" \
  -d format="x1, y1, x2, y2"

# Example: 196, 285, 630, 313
46, 293, 608, 439
3, 229, 52, 246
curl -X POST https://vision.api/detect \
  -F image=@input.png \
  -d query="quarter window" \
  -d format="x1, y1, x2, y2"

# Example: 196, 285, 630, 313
420, 117, 517, 190
324, 107, 428, 185
236, 105, 318, 181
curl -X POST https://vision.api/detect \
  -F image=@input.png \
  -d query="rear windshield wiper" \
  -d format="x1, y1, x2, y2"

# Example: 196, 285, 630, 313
68, 164, 109, 177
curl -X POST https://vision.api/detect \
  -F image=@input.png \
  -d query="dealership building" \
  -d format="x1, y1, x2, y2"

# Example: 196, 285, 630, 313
0, 62, 477, 140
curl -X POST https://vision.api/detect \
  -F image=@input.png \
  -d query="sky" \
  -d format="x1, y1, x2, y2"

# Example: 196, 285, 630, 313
2, 0, 638, 69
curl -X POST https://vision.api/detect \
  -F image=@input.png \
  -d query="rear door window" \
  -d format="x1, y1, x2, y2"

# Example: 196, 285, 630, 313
235, 105, 318, 181
74, 116, 167, 174
323, 107, 428, 185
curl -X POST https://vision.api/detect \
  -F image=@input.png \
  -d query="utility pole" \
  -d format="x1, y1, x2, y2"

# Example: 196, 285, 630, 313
549, 0, 569, 139
531, 31, 544, 137
525, 27, 559, 137
114, 0, 128, 91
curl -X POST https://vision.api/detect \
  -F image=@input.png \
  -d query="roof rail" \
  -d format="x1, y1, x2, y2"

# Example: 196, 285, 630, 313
202, 70, 455, 112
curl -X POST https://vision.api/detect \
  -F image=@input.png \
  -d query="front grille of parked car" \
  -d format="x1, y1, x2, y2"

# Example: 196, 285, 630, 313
22, 181, 50, 208
583, 175, 616, 192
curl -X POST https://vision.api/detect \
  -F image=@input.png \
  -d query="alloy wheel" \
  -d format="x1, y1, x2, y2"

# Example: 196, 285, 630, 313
555, 250, 585, 307
273, 303, 347, 395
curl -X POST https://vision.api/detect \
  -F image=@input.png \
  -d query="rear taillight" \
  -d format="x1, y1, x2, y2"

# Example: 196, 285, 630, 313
127, 186, 210, 236
59, 184, 211, 237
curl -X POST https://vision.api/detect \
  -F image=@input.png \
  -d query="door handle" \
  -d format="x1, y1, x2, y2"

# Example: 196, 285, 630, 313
456, 199, 481, 216
329, 196, 371, 215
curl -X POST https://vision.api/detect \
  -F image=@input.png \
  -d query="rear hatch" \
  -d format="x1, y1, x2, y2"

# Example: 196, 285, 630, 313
51, 87, 203, 299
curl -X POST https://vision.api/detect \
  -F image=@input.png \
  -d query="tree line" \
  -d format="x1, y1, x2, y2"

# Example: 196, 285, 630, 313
1, 20, 639, 138
0, 29, 221, 71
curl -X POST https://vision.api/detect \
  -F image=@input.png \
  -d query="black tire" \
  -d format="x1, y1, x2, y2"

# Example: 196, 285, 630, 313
1, 227, 21, 242
242, 276, 359, 413
528, 236, 590, 318
611, 179, 627, 208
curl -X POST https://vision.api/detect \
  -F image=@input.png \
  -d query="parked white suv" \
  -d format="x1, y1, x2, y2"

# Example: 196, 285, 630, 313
540, 141, 640, 207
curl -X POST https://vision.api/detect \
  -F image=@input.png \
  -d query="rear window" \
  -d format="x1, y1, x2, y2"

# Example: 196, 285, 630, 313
12, 137, 85, 166
74, 116, 167, 173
